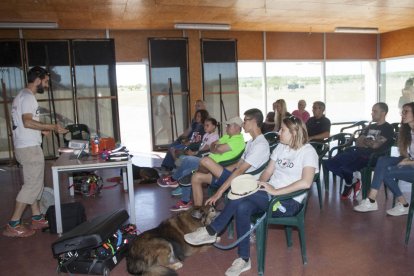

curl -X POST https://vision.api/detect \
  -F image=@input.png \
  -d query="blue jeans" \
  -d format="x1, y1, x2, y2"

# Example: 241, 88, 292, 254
161, 141, 186, 170
210, 191, 269, 259
372, 156, 414, 197
323, 147, 372, 184
172, 156, 201, 202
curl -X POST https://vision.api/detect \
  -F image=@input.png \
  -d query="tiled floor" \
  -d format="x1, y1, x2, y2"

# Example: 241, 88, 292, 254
0, 156, 413, 276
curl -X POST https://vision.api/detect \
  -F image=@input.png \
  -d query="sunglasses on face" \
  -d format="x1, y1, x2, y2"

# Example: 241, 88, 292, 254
286, 115, 300, 126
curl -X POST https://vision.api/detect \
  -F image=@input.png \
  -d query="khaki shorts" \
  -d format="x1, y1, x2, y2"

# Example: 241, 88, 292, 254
15, 146, 45, 205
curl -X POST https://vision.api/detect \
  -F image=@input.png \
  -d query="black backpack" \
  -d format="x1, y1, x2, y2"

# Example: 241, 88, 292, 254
45, 202, 87, 234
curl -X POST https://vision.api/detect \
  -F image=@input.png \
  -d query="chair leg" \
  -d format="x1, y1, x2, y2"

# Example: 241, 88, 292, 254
323, 164, 329, 191
406, 207, 413, 245
405, 187, 414, 245
256, 220, 268, 275
285, 226, 293, 247
298, 223, 308, 264
316, 177, 323, 209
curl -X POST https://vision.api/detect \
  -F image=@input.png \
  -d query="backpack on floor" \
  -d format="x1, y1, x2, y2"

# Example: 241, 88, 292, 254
45, 202, 87, 234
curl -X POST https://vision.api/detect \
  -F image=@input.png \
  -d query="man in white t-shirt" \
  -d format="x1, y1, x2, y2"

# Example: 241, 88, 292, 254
192, 108, 270, 208
3, 67, 68, 238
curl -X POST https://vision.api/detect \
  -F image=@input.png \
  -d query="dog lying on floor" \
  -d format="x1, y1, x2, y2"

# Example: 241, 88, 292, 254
126, 205, 218, 276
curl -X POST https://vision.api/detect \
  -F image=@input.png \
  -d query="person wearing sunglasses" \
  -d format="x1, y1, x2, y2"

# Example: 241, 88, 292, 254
185, 114, 318, 276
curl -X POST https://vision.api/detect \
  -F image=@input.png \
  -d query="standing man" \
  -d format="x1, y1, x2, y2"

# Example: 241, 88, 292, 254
3, 66, 68, 238
306, 101, 331, 141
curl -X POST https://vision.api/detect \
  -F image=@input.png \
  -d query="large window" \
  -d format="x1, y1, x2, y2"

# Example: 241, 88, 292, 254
325, 61, 377, 123
148, 38, 189, 150
202, 39, 238, 125
0, 41, 24, 161
380, 57, 414, 123
265, 61, 323, 113
116, 63, 151, 153
238, 61, 266, 116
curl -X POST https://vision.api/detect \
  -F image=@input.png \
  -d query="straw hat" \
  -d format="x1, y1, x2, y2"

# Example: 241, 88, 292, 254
227, 174, 261, 200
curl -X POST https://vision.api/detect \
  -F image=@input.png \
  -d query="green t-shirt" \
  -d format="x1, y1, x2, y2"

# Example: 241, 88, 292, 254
209, 133, 245, 163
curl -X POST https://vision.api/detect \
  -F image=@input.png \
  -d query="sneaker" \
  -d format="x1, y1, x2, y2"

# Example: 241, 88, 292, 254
354, 198, 378, 212
386, 202, 409, 216
157, 176, 178, 188
171, 186, 183, 196
353, 179, 361, 199
178, 172, 194, 187
341, 184, 353, 200
225, 258, 251, 276
3, 224, 35, 238
184, 227, 217, 245
170, 200, 193, 212
31, 216, 49, 230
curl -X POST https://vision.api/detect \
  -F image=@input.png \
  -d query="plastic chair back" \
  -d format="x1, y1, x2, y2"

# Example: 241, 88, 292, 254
64, 124, 90, 147
256, 189, 310, 275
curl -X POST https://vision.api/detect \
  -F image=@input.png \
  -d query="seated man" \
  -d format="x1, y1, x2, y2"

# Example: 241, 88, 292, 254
323, 102, 395, 199
168, 117, 246, 211
191, 108, 271, 213
306, 101, 331, 141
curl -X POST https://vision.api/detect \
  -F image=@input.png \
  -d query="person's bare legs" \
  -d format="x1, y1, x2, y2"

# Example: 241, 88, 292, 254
10, 201, 28, 221
191, 172, 213, 206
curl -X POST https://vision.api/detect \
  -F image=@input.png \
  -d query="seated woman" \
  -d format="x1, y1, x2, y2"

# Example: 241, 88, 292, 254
161, 109, 209, 170
292, 99, 310, 123
261, 111, 276, 133
184, 115, 318, 276
354, 102, 414, 216
273, 99, 291, 132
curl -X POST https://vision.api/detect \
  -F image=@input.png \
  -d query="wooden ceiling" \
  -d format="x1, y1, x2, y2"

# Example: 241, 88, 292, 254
1, 0, 414, 33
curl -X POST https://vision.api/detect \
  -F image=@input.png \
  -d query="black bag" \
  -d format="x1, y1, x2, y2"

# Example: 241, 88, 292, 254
51, 209, 133, 275
45, 202, 87, 234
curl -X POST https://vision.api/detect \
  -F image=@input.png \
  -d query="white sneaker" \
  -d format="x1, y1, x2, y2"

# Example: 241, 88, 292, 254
184, 227, 217, 245
386, 202, 409, 216
353, 198, 378, 212
225, 258, 251, 276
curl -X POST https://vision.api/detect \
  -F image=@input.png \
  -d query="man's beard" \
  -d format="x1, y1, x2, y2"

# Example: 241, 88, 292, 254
36, 84, 45, 94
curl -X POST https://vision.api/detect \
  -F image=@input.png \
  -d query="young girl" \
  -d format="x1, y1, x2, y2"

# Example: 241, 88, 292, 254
185, 115, 318, 275
158, 118, 219, 191
183, 117, 219, 156
354, 102, 414, 215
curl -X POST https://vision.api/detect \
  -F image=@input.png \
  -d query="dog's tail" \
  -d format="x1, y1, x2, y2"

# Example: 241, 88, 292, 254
126, 257, 177, 276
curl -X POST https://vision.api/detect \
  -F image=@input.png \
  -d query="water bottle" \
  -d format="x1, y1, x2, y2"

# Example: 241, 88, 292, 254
91, 134, 100, 155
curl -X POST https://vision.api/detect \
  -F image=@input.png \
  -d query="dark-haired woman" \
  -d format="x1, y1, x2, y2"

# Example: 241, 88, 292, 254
161, 109, 209, 171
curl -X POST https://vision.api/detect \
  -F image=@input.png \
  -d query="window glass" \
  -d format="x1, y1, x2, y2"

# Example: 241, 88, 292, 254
238, 61, 265, 115
380, 57, 414, 123
202, 40, 238, 127
116, 63, 151, 153
265, 61, 323, 114
325, 61, 377, 123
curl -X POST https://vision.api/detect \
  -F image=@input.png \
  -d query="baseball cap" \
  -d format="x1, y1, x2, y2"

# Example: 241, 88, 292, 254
225, 117, 243, 127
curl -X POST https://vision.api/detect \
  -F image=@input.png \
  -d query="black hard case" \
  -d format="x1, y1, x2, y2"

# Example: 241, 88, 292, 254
52, 209, 129, 275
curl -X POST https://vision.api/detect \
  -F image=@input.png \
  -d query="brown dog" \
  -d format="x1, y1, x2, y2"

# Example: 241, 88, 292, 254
126, 205, 218, 276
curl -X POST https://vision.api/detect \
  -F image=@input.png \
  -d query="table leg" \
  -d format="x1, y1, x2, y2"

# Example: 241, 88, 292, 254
52, 168, 63, 236
122, 168, 128, 191
69, 175, 74, 196
127, 162, 136, 225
